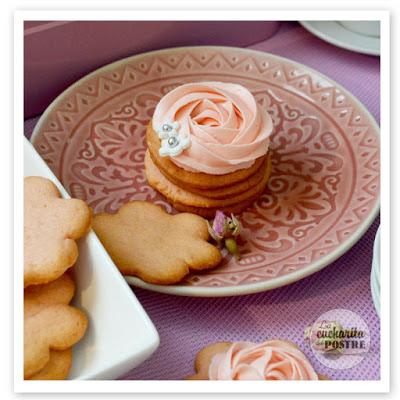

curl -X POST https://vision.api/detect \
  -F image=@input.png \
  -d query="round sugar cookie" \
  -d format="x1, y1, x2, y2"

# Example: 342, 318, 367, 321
145, 150, 271, 216
171, 193, 264, 219
157, 154, 270, 200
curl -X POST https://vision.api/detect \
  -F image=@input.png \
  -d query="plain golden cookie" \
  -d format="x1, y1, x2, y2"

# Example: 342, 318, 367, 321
24, 176, 92, 287
93, 201, 222, 284
146, 121, 267, 189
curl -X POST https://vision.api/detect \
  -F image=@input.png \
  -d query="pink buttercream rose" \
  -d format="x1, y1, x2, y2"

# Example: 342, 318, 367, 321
208, 340, 318, 380
152, 82, 273, 175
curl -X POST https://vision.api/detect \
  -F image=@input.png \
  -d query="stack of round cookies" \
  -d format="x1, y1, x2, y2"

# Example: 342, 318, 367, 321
145, 82, 273, 218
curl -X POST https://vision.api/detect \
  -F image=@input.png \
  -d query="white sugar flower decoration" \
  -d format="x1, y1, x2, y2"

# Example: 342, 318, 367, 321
156, 121, 191, 157
156, 121, 180, 139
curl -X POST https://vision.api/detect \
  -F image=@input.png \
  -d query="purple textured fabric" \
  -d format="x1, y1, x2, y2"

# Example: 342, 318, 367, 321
24, 22, 380, 380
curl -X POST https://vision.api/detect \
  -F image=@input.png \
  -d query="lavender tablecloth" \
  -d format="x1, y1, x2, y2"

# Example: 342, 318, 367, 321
24, 22, 380, 380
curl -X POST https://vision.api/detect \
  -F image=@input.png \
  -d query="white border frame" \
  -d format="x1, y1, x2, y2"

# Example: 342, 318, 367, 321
14, 9, 390, 393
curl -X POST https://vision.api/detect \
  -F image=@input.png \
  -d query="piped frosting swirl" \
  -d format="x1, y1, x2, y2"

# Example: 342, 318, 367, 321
152, 82, 273, 175
208, 340, 319, 380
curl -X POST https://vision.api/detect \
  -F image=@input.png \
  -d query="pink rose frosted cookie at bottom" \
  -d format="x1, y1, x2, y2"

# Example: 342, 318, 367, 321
186, 340, 327, 380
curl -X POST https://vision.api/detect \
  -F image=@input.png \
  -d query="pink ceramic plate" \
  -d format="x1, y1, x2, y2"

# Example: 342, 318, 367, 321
31, 46, 380, 296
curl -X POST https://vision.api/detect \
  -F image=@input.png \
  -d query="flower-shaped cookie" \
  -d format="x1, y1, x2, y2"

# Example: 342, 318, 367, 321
155, 121, 191, 157
24, 176, 91, 287
24, 304, 87, 379
93, 201, 222, 284
29, 349, 72, 381
24, 274, 87, 379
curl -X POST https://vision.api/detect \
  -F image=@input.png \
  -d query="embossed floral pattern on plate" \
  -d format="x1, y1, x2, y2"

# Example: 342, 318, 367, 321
32, 47, 380, 296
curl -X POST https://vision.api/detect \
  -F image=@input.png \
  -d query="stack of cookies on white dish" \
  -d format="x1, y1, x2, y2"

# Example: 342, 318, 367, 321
24, 177, 91, 380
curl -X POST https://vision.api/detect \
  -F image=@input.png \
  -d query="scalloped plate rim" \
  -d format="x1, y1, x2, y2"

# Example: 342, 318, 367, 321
30, 45, 380, 297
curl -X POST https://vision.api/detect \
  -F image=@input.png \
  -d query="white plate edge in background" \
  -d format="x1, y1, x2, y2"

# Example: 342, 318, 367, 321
299, 21, 380, 56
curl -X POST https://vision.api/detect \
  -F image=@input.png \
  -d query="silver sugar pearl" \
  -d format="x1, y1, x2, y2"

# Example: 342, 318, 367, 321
162, 124, 172, 132
168, 136, 179, 147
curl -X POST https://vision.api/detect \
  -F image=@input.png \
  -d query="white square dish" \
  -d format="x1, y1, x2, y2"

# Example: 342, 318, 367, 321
24, 137, 159, 380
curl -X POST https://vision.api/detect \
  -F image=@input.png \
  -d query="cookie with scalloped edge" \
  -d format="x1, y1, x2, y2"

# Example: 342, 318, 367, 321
93, 201, 222, 284
24, 273, 75, 315
24, 176, 91, 287
29, 349, 72, 380
24, 304, 87, 378
24, 274, 87, 380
